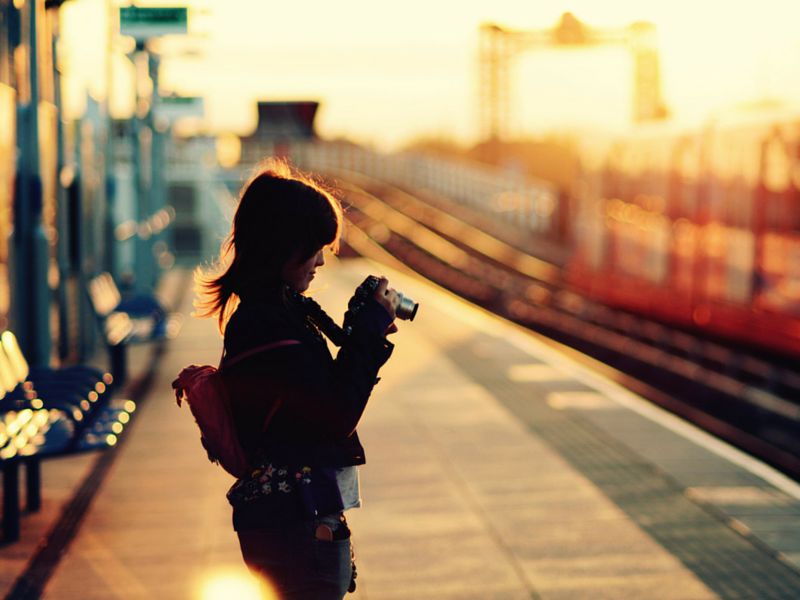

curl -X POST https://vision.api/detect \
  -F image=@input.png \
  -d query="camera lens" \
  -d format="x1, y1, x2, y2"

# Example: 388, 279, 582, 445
395, 294, 419, 321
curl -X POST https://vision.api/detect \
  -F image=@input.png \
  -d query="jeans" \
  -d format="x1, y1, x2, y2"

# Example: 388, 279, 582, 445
237, 514, 353, 600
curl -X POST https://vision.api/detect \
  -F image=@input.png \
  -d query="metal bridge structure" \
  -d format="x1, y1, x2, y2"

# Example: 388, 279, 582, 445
478, 12, 669, 141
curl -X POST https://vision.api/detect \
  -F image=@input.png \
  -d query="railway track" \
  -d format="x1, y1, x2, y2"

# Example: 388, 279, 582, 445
328, 169, 800, 480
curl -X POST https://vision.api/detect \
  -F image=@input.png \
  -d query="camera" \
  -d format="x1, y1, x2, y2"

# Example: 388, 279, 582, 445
343, 275, 418, 335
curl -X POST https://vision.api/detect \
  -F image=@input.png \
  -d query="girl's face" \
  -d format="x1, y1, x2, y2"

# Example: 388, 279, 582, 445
281, 248, 325, 292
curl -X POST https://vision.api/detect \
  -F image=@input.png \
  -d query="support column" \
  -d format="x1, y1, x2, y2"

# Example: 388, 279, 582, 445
131, 44, 153, 293
25, 459, 41, 512
629, 22, 668, 122
147, 51, 164, 289
3, 462, 20, 542
10, 0, 51, 368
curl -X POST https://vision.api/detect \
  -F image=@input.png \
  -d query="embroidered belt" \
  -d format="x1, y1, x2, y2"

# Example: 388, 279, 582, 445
227, 463, 312, 504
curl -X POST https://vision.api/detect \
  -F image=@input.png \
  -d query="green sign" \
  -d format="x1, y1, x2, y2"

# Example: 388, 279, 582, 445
120, 7, 188, 41
156, 95, 205, 121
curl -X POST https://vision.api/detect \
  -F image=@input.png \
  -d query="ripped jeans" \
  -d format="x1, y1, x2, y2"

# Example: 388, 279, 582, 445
237, 513, 353, 600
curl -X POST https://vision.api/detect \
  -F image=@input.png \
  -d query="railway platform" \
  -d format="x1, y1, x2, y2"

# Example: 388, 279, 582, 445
2, 258, 800, 599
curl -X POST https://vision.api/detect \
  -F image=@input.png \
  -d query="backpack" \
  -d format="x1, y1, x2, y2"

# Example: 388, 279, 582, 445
172, 340, 301, 478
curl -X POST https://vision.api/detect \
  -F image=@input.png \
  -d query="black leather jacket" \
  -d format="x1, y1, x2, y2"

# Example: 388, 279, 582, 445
223, 284, 393, 527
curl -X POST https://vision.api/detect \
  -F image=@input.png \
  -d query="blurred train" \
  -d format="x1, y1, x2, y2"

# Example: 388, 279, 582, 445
568, 104, 800, 357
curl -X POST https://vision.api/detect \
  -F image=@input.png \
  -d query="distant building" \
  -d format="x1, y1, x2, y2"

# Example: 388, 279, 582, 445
240, 101, 320, 163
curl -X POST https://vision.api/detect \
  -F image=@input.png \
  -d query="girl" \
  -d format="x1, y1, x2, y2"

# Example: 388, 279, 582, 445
194, 159, 397, 598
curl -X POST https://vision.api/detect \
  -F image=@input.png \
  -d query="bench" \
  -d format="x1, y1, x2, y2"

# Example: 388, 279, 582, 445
0, 331, 136, 542
88, 272, 183, 383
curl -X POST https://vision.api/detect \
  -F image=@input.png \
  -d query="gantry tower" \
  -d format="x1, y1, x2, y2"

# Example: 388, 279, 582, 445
478, 12, 668, 141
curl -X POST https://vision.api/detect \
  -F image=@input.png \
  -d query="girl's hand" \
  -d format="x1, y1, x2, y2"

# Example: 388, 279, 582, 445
374, 277, 399, 333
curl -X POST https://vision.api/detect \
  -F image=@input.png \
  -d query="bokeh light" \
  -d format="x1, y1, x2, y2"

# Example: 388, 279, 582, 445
197, 569, 276, 600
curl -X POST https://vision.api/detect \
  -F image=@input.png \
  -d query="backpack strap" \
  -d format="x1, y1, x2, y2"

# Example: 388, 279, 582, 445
221, 339, 302, 371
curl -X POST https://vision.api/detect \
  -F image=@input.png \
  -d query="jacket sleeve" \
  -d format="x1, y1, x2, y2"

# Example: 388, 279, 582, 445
229, 298, 394, 441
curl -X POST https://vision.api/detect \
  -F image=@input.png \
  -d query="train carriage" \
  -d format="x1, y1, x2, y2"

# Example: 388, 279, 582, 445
569, 106, 800, 356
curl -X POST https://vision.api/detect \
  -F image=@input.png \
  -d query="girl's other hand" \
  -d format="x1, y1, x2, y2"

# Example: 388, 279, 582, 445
373, 277, 398, 322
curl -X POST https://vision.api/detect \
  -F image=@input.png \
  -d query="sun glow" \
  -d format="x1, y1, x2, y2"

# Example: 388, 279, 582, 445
197, 569, 275, 600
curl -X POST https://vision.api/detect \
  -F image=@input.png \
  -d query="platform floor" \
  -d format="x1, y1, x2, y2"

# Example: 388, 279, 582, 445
4, 258, 800, 599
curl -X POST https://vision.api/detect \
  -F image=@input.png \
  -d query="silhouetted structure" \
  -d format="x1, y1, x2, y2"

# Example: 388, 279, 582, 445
478, 12, 669, 141
245, 101, 319, 141
239, 101, 320, 163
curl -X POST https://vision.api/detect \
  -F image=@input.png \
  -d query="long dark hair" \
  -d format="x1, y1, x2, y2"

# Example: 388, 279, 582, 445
194, 158, 344, 334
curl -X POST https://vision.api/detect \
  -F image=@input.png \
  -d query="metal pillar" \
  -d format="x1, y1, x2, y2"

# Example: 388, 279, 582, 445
25, 459, 41, 511
629, 22, 668, 122
10, 0, 51, 368
148, 51, 164, 289
53, 9, 74, 362
479, 24, 508, 141
3, 462, 20, 542
103, 0, 117, 279
131, 44, 153, 293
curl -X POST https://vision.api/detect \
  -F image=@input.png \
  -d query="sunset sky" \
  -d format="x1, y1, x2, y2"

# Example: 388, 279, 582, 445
59, 0, 800, 150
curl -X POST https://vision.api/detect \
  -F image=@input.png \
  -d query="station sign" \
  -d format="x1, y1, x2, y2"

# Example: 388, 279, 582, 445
155, 95, 205, 121
120, 7, 188, 41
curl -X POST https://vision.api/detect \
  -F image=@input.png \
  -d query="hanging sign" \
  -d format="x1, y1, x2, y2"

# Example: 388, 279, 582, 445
155, 95, 205, 121
120, 7, 188, 41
